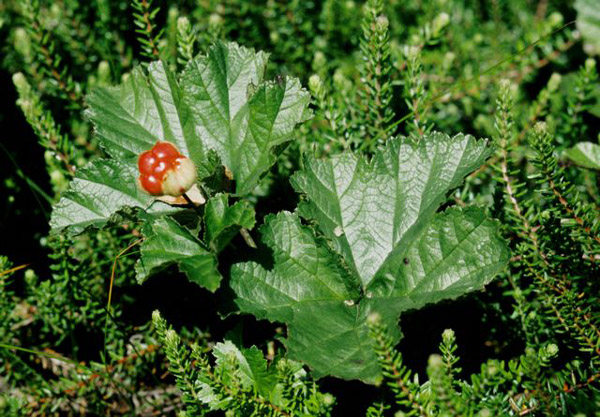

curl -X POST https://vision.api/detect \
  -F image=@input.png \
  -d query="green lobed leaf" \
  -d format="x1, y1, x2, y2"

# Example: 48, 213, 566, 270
231, 133, 509, 382
291, 132, 494, 289
564, 141, 600, 170
212, 341, 277, 400
240, 346, 278, 399
181, 41, 312, 196
135, 216, 221, 291
50, 159, 176, 234
204, 193, 256, 252
52, 41, 310, 235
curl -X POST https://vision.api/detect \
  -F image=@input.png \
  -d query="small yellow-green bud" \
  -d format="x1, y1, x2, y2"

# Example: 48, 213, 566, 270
498, 78, 511, 90
152, 310, 162, 323
14, 27, 31, 58
165, 329, 179, 345
432, 12, 450, 35
513, 287, 523, 299
442, 328, 455, 344
498, 78, 517, 100
50, 169, 66, 186
322, 393, 335, 406
177, 16, 191, 31
12, 72, 28, 90
486, 362, 499, 376
313, 51, 327, 71
403, 45, 420, 60
428, 354, 444, 368
525, 347, 536, 358
478, 409, 492, 417
533, 121, 549, 136
168, 6, 178, 20
443, 51, 455, 69
583, 43, 596, 56
98, 61, 110, 83
333, 69, 346, 87
209, 13, 223, 26
548, 12, 563, 28
158, 38, 168, 53
308, 74, 322, 94
547, 73, 562, 92
585, 58, 596, 72
315, 36, 327, 50
375, 15, 389, 31
546, 343, 559, 357
50, 4, 62, 20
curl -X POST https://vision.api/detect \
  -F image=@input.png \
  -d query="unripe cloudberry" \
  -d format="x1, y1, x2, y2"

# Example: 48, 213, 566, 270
138, 141, 197, 197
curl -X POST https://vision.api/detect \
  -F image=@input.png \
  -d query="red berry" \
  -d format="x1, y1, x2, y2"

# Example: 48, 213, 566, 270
153, 142, 181, 160
153, 160, 170, 176
138, 151, 157, 174
140, 174, 162, 195
137, 141, 197, 197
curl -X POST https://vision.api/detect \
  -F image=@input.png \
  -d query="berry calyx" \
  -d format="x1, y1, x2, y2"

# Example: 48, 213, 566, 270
138, 141, 197, 197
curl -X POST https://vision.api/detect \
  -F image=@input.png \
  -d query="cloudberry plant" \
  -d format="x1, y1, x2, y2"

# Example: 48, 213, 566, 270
1, 0, 599, 416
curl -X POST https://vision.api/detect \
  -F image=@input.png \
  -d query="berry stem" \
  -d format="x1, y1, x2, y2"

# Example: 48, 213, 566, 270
181, 192, 196, 208
181, 192, 205, 217
240, 228, 257, 249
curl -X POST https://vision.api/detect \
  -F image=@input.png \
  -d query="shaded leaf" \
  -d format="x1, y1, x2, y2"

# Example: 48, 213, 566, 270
212, 341, 277, 399
135, 216, 221, 291
231, 133, 509, 382
242, 346, 278, 399
204, 193, 256, 252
